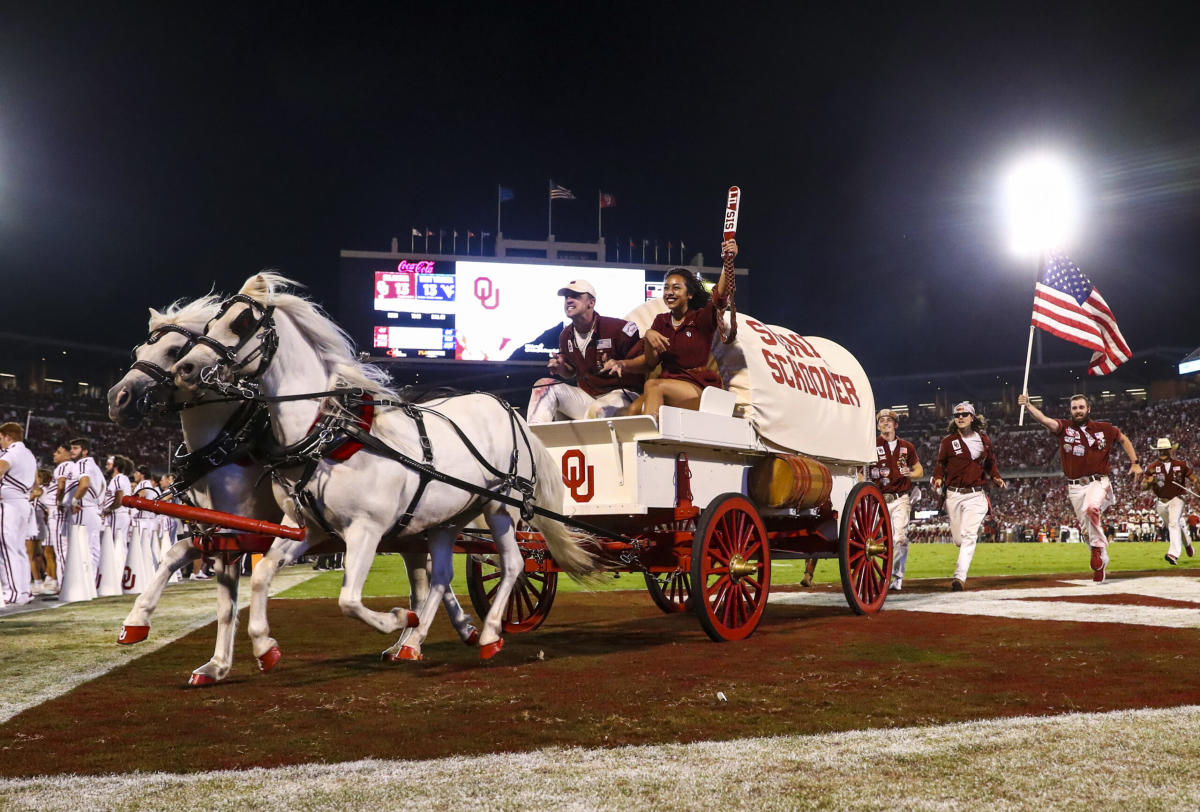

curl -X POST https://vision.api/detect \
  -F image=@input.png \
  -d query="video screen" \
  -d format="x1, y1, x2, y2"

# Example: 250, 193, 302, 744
339, 254, 726, 361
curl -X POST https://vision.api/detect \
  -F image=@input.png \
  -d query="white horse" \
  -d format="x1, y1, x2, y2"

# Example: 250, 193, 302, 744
107, 294, 280, 685
108, 295, 457, 679
172, 273, 596, 662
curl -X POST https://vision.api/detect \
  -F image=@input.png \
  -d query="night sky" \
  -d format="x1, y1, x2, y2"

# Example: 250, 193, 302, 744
2, 3, 1197, 380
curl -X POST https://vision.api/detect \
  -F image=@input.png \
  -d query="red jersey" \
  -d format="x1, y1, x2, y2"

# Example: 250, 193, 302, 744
869, 436, 920, 495
559, 313, 644, 397
1054, 419, 1121, 479
932, 431, 1000, 488
1146, 457, 1191, 500
648, 301, 722, 390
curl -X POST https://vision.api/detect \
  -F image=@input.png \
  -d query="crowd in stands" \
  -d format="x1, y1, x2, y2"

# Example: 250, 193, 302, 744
0, 392, 182, 474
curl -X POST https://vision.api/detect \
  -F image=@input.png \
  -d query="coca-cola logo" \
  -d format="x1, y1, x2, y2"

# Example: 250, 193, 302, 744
396, 260, 436, 273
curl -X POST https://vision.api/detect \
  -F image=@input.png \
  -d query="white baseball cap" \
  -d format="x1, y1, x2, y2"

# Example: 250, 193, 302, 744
952, 401, 976, 416
557, 279, 597, 297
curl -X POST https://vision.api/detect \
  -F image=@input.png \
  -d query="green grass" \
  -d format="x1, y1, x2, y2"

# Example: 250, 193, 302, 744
278, 541, 1199, 599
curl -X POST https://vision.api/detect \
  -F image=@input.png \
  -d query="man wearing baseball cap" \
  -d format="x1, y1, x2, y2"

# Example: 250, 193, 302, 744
930, 401, 1006, 591
1018, 392, 1141, 583
1141, 437, 1200, 565
526, 279, 644, 423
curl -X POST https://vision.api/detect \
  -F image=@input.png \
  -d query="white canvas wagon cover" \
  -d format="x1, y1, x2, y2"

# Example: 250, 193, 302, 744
624, 300, 875, 466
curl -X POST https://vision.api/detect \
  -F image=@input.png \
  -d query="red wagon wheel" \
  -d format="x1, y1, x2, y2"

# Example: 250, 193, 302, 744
644, 570, 691, 613
838, 482, 893, 615
689, 493, 771, 642
465, 554, 558, 634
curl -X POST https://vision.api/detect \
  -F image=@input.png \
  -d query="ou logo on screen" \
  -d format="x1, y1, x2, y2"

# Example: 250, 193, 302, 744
474, 277, 500, 310
561, 449, 594, 503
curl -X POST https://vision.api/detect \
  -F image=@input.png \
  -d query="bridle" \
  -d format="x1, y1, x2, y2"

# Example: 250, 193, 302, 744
128, 323, 209, 415
195, 294, 279, 395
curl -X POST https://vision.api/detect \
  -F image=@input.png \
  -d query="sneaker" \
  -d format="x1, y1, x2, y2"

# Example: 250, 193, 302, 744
951, 579, 964, 592
1186, 542, 1195, 558
192, 572, 210, 581
1089, 545, 1104, 572
1165, 553, 1178, 566
890, 577, 902, 592
1092, 548, 1109, 583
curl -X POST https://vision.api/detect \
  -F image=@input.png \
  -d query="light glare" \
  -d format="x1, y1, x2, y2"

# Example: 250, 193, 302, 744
1002, 153, 1082, 257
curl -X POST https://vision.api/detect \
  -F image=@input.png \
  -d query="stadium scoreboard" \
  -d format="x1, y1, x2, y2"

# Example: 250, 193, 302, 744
340, 253, 718, 363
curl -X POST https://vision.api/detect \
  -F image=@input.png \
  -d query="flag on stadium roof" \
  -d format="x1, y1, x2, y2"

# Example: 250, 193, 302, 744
1031, 253, 1131, 375
599, 191, 616, 208
549, 182, 576, 200
498, 186, 515, 202
411, 228, 421, 237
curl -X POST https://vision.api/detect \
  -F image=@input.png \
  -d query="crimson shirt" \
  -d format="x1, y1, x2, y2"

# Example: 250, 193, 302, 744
1053, 419, 1122, 479
932, 431, 1000, 488
648, 301, 723, 390
559, 313, 644, 397
1146, 457, 1191, 500
868, 436, 920, 495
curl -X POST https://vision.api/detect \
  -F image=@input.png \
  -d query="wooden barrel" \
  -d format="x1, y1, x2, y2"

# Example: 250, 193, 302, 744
748, 453, 833, 510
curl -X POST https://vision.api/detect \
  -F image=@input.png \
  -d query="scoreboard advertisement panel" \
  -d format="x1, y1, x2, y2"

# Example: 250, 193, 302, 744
339, 254, 721, 362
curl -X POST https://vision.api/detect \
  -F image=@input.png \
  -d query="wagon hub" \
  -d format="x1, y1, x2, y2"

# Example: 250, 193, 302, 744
729, 554, 757, 581
866, 539, 887, 556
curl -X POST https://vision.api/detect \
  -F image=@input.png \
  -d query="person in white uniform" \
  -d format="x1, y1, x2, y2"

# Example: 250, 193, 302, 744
102, 455, 134, 553
67, 437, 106, 574
0, 422, 38, 605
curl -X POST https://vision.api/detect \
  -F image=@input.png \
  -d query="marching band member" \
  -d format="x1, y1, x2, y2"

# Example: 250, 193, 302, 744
0, 422, 38, 605
930, 402, 1006, 591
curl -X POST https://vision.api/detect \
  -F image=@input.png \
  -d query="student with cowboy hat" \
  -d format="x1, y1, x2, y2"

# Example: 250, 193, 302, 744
1142, 437, 1200, 565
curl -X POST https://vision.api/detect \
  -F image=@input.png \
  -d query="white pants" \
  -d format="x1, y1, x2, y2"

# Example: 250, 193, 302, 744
527, 380, 637, 424
1067, 477, 1114, 549
108, 512, 131, 551
73, 506, 102, 573
1156, 497, 1186, 558
0, 499, 32, 604
887, 494, 912, 583
946, 489, 989, 582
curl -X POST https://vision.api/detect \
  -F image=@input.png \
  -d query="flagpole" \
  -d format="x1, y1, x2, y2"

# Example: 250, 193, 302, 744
597, 191, 602, 242
496, 186, 502, 236
410, 231, 415, 251
1018, 252, 1046, 426
547, 180, 553, 239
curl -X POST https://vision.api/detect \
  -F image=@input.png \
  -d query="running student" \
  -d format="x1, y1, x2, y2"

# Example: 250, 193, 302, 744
1018, 392, 1141, 583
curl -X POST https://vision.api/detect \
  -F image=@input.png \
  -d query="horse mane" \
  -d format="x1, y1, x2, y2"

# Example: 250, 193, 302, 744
240, 272, 397, 401
148, 292, 224, 331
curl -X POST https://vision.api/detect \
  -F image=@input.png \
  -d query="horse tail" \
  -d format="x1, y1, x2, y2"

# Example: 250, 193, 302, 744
528, 436, 599, 580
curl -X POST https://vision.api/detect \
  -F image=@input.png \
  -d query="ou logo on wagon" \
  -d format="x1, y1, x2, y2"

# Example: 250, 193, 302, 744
561, 449, 594, 502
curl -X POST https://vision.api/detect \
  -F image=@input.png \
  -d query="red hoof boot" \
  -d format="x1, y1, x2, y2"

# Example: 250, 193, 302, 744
404, 610, 420, 628
463, 628, 480, 646
118, 625, 150, 645
257, 645, 282, 673
188, 672, 218, 687
387, 645, 422, 662
479, 639, 505, 660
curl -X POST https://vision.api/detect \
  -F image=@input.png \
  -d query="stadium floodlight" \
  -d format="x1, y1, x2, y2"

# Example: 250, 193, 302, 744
1001, 152, 1082, 257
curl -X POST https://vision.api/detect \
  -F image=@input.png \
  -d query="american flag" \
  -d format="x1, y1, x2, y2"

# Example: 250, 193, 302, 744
549, 182, 576, 200
1031, 253, 1131, 375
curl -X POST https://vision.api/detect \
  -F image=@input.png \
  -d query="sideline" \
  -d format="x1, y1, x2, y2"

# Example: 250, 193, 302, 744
0, 565, 320, 724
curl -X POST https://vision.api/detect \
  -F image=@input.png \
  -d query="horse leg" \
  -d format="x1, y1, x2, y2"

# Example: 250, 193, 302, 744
247, 536, 308, 671
335, 524, 418, 634
401, 549, 430, 610
119, 538, 200, 645
188, 555, 241, 686
477, 510, 521, 659
384, 529, 455, 662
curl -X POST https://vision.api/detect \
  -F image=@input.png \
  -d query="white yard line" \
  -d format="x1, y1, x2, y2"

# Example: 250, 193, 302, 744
771, 575, 1200, 628
2, 705, 1200, 810
0, 566, 318, 724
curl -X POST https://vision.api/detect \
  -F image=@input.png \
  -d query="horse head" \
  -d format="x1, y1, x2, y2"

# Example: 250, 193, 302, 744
173, 273, 291, 393
108, 296, 221, 427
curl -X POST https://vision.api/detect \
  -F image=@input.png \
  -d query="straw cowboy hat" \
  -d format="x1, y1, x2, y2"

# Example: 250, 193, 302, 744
1152, 437, 1179, 451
